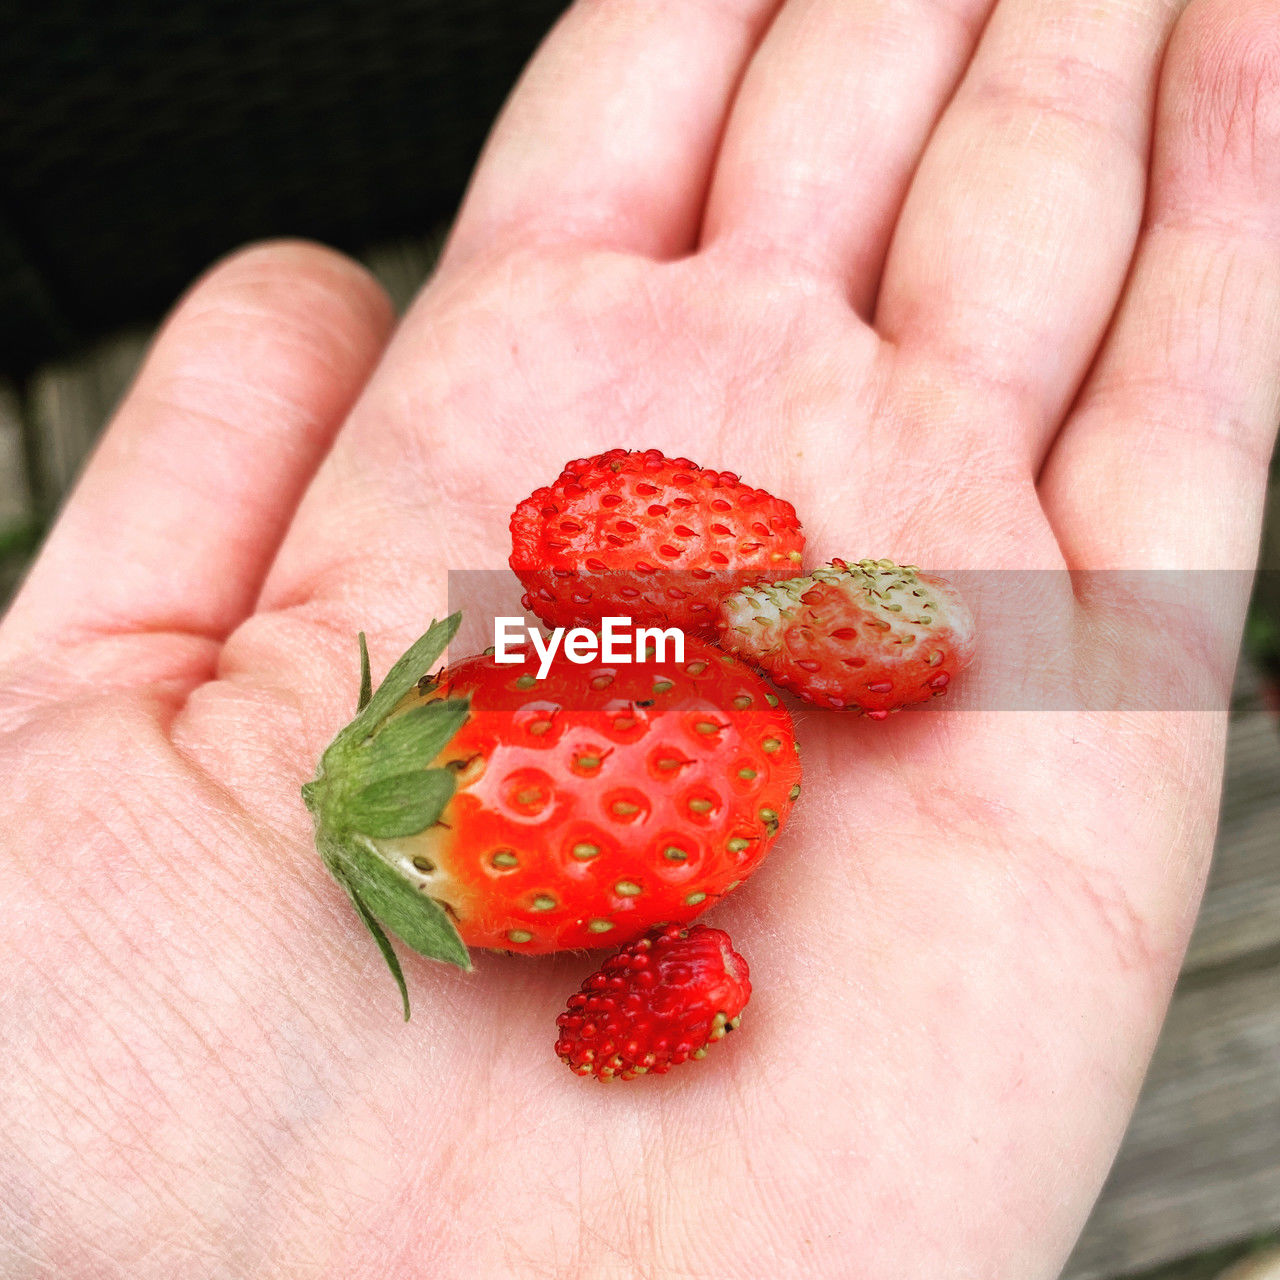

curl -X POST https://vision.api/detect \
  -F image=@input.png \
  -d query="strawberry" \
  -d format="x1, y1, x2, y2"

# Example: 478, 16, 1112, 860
717, 558, 976, 717
555, 924, 750, 1080
509, 448, 804, 635
303, 615, 800, 1015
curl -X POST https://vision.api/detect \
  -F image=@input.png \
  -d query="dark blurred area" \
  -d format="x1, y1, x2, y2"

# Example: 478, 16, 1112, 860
0, 0, 566, 378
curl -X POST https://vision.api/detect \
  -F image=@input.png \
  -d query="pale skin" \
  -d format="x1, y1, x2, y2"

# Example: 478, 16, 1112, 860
2, 0, 1279, 1274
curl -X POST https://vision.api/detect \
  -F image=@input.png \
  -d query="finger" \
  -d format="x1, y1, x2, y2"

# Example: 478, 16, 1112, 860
1042, 0, 1280, 573
701, 0, 994, 314
0, 242, 392, 667
875, 0, 1183, 461
440, 0, 782, 270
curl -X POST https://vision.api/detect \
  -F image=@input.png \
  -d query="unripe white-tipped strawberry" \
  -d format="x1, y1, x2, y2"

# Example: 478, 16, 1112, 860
717, 558, 976, 717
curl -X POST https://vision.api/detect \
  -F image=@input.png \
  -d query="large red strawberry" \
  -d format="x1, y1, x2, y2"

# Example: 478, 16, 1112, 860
303, 615, 800, 1014
510, 448, 804, 635
556, 924, 751, 1081
718, 558, 976, 717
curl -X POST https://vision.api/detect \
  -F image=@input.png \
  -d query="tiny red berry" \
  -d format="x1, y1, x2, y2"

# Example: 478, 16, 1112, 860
555, 924, 751, 1081
510, 448, 804, 635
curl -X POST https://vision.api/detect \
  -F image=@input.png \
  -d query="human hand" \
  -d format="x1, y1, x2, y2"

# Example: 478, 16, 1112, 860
2, 0, 1278, 1275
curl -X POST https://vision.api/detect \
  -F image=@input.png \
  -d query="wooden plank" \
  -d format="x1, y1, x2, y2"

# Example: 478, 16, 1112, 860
1185, 705, 1280, 973
0, 379, 30, 531
1064, 959, 1280, 1279
1249, 461, 1280, 673
1112, 1239, 1280, 1280
26, 329, 151, 508
22, 232, 446, 514
1216, 1246, 1280, 1279
0, 378, 34, 609
360, 230, 445, 315
1068, 679, 1280, 1278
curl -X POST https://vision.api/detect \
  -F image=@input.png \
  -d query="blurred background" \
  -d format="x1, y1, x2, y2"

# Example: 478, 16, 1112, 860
0, 4, 1277, 1277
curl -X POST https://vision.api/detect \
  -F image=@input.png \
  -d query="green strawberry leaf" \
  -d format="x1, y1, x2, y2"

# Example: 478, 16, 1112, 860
346, 767, 456, 839
346, 883, 411, 1020
357, 632, 373, 713
359, 697, 471, 779
350, 613, 461, 740
331, 833, 472, 972
305, 614, 474, 1014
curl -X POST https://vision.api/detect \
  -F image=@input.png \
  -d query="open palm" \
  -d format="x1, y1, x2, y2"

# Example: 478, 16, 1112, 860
3, 1, 1279, 1276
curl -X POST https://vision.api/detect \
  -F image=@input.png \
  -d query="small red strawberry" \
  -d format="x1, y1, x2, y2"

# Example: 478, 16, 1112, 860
510, 448, 804, 635
304, 616, 800, 1015
555, 924, 750, 1080
718, 558, 975, 717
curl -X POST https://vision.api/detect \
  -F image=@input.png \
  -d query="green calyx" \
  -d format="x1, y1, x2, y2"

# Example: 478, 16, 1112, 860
302, 613, 473, 1020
